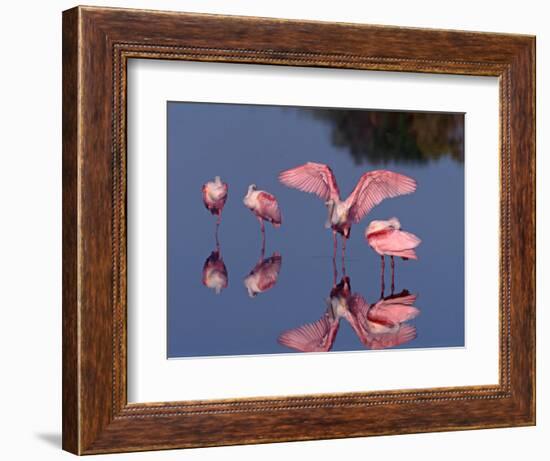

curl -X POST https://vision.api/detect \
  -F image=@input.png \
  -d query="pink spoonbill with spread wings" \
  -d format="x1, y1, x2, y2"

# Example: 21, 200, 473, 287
278, 162, 416, 259
365, 218, 421, 295
202, 176, 228, 225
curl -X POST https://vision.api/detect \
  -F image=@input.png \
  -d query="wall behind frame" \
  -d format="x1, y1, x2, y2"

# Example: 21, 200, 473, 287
0, 1, 545, 460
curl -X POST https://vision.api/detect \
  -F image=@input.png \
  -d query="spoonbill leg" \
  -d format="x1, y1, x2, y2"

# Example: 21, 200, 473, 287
380, 255, 386, 298
342, 256, 347, 278
341, 236, 347, 266
215, 221, 220, 251
390, 256, 395, 295
259, 217, 266, 258
332, 254, 338, 287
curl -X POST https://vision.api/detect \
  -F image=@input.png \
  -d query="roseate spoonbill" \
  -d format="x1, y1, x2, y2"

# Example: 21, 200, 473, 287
365, 218, 421, 295
243, 184, 282, 249
243, 252, 283, 298
201, 249, 228, 295
202, 176, 228, 226
279, 162, 416, 260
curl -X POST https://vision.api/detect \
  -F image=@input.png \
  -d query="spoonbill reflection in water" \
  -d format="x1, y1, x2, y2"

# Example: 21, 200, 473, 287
243, 252, 283, 298
201, 216, 228, 295
279, 270, 420, 353
243, 184, 282, 251
365, 218, 421, 296
201, 249, 228, 295
279, 162, 416, 261
349, 290, 419, 350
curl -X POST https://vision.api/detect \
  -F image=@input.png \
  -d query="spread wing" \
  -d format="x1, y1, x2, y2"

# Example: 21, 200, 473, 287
346, 171, 417, 223
365, 324, 417, 350
383, 291, 417, 305
347, 293, 370, 322
278, 315, 339, 352
278, 162, 340, 202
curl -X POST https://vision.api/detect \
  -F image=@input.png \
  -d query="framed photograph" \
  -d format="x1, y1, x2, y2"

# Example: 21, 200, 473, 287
62, 6, 535, 455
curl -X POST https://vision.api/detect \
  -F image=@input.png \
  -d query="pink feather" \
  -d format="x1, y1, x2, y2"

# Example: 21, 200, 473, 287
278, 162, 341, 202
278, 314, 339, 352
346, 171, 417, 223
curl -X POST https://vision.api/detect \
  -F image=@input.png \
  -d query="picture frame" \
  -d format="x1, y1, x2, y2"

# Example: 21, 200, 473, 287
62, 5, 535, 455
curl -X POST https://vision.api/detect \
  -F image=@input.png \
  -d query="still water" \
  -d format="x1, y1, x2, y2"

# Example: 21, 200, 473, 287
167, 102, 464, 358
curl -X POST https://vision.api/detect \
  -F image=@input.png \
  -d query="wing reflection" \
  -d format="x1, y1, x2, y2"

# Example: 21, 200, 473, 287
277, 312, 339, 352
278, 270, 420, 352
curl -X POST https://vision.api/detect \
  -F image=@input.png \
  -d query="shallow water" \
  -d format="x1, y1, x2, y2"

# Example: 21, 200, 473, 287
166, 102, 464, 358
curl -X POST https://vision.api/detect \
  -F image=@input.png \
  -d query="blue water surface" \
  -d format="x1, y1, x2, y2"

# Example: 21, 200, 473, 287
166, 102, 465, 358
